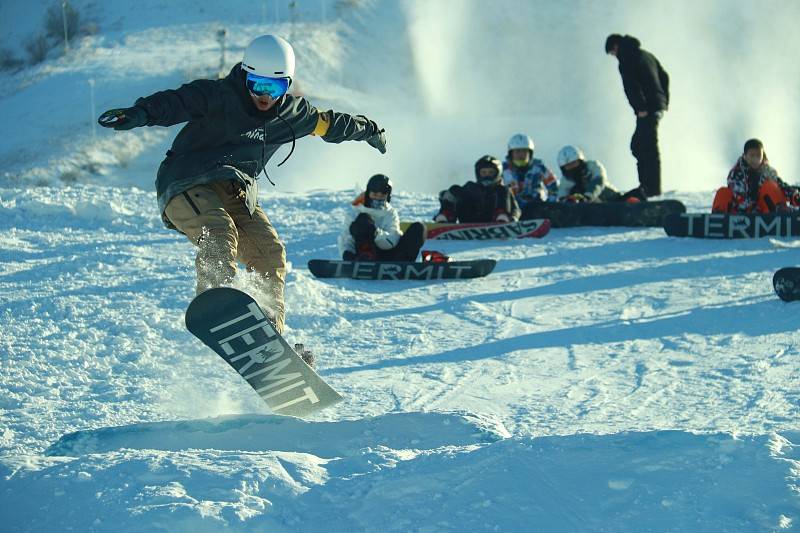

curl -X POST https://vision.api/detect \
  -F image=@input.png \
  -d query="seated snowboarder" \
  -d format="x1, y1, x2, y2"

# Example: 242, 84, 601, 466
434, 155, 521, 223
338, 174, 426, 262
712, 138, 800, 214
555, 145, 630, 203
501, 133, 559, 207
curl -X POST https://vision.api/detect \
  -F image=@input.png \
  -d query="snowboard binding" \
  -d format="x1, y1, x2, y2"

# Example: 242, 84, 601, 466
421, 250, 451, 263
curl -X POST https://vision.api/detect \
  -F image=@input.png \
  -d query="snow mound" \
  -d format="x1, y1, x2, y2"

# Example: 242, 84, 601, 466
3, 428, 799, 532
44, 411, 510, 457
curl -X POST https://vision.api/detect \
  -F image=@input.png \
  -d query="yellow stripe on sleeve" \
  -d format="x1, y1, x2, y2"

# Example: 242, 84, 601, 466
313, 111, 331, 136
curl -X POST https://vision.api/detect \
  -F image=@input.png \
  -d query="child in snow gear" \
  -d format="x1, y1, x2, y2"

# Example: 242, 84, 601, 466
555, 145, 640, 203
606, 34, 669, 198
98, 34, 386, 336
435, 155, 522, 223
338, 174, 426, 262
501, 133, 558, 207
712, 138, 800, 214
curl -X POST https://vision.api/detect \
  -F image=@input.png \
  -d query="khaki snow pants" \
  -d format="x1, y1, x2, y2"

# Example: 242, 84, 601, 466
164, 180, 286, 333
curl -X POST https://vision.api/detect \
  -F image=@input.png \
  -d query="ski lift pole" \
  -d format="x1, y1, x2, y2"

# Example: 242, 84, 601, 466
217, 28, 227, 79
62, 1, 70, 53
88, 78, 96, 140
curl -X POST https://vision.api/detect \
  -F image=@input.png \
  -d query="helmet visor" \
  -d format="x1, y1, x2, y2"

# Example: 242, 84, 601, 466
477, 167, 499, 185
246, 73, 290, 99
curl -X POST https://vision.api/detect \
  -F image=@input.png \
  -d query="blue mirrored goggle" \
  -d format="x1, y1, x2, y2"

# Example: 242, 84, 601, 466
246, 73, 290, 99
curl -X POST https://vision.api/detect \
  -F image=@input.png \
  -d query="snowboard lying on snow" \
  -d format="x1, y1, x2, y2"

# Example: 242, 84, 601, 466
773, 267, 800, 302
308, 259, 496, 280
521, 199, 685, 227
664, 212, 800, 238
186, 287, 343, 417
399, 219, 550, 240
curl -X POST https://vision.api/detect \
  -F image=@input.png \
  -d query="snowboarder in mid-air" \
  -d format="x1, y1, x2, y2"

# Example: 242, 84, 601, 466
712, 138, 800, 214
435, 155, 521, 224
339, 174, 427, 262
98, 34, 387, 366
501, 133, 558, 207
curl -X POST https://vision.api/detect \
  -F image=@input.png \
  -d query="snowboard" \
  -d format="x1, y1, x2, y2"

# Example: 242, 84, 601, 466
664, 212, 800, 239
773, 267, 800, 302
521, 199, 685, 227
185, 287, 343, 417
399, 218, 550, 240
307, 259, 496, 280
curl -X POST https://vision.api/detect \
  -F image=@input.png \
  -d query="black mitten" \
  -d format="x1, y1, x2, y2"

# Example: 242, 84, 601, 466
350, 212, 377, 244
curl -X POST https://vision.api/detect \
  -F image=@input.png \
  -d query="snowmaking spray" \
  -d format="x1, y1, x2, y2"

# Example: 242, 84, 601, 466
391, 0, 800, 195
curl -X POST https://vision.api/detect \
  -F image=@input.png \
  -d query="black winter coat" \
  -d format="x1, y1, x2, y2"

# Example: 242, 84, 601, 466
616, 36, 670, 113
134, 63, 378, 226
457, 181, 521, 223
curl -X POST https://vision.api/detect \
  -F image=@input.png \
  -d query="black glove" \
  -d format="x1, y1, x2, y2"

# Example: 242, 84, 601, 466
350, 212, 377, 244
358, 116, 387, 154
367, 128, 387, 154
98, 106, 149, 131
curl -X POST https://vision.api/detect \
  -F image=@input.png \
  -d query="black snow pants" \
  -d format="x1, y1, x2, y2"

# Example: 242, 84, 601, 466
631, 113, 662, 197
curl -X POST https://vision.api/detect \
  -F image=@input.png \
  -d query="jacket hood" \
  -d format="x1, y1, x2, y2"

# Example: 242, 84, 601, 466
617, 35, 642, 62
620, 35, 641, 50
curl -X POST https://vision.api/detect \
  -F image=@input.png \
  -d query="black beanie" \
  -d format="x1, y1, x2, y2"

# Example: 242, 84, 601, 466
743, 138, 764, 153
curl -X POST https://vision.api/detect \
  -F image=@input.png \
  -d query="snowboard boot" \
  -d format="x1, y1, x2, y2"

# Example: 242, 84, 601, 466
621, 185, 647, 203
421, 250, 451, 263
355, 242, 378, 261
294, 343, 316, 369
434, 210, 455, 223
493, 208, 511, 222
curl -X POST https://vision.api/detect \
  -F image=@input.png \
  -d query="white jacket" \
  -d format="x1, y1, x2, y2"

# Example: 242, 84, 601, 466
337, 203, 403, 256
556, 159, 615, 201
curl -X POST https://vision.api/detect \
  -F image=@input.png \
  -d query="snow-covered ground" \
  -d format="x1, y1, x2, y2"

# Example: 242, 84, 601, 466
3, 185, 800, 531
2, 1, 800, 531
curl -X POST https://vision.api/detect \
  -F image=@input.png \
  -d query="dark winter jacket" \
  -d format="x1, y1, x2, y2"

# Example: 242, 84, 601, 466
442, 181, 521, 223
134, 63, 379, 227
557, 160, 620, 202
616, 36, 670, 113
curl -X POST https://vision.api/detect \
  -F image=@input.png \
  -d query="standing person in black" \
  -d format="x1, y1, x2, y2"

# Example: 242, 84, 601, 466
605, 34, 669, 198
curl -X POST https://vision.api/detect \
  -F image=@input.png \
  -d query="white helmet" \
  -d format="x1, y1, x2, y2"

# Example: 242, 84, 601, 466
242, 35, 295, 80
557, 145, 585, 167
507, 133, 535, 153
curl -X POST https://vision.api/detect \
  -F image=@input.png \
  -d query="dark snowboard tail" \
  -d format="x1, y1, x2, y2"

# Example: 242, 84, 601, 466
399, 219, 550, 240
774, 267, 800, 302
308, 259, 496, 280
664, 212, 800, 239
185, 287, 343, 417
521, 200, 685, 227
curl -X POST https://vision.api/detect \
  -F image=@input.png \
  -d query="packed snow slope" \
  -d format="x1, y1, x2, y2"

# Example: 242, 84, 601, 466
2, 0, 800, 531
2, 186, 800, 531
